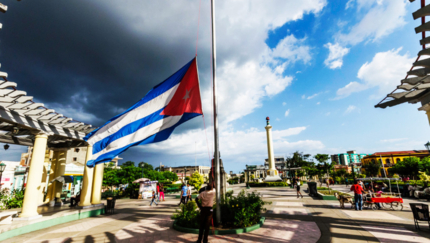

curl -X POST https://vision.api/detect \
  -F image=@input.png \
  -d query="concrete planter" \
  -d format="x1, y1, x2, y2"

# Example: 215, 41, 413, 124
173, 217, 265, 235
317, 192, 337, 200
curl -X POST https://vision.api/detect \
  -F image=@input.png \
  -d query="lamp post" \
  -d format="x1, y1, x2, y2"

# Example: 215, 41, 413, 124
139, 163, 144, 179
0, 162, 7, 190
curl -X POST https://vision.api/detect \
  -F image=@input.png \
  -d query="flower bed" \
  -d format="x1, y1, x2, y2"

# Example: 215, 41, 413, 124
172, 190, 270, 233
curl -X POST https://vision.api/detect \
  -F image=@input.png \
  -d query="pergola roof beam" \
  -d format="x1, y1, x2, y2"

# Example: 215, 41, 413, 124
0, 81, 17, 89
413, 4, 430, 20
408, 67, 430, 77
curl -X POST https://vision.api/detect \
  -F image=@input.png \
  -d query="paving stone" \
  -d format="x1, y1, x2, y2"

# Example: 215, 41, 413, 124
361, 225, 430, 243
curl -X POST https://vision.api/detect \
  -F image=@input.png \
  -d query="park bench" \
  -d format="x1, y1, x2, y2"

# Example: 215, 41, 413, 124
0, 211, 18, 224
410, 203, 430, 230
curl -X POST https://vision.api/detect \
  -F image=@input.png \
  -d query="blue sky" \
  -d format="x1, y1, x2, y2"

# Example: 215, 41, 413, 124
1, 0, 429, 174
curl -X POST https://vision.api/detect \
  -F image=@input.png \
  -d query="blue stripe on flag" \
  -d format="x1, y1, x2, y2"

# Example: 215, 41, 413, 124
91, 107, 166, 155
86, 112, 202, 167
84, 58, 195, 140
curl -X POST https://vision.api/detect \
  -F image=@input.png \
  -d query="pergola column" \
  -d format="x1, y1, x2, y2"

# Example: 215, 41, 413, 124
53, 149, 67, 201
45, 151, 59, 203
91, 163, 104, 205
19, 133, 48, 219
78, 145, 94, 207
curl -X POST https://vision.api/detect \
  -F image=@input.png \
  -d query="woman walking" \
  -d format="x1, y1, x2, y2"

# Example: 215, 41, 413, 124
296, 178, 303, 198
159, 183, 165, 201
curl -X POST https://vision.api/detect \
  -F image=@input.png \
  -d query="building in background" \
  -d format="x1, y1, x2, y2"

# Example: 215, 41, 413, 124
0, 161, 20, 190
161, 165, 211, 181
362, 150, 430, 176
244, 165, 267, 182
331, 150, 371, 175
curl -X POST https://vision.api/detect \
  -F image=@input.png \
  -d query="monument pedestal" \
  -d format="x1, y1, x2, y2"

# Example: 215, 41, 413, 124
264, 169, 282, 182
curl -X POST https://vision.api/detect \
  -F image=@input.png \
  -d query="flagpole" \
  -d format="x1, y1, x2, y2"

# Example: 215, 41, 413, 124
211, 0, 221, 225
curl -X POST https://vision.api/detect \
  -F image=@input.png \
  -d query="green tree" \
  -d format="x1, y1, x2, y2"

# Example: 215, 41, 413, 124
363, 161, 381, 177
304, 166, 319, 179
103, 169, 120, 190
189, 171, 204, 191
121, 161, 135, 167
388, 157, 421, 179
296, 170, 305, 178
138, 162, 154, 170
314, 154, 332, 177
421, 157, 430, 175
163, 171, 179, 181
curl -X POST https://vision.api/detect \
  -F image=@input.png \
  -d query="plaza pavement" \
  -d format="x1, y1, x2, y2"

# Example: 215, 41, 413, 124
2, 184, 430, 243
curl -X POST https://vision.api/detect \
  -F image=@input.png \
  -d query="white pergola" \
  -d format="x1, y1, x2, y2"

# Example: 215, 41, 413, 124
0, 77, 94, 148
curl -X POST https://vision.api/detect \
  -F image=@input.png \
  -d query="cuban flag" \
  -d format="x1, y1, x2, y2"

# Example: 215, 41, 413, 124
84, 57, 203, 167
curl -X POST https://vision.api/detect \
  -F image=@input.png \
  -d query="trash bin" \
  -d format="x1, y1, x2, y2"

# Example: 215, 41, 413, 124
308, 182, 317, 197
106, 197, 116, 214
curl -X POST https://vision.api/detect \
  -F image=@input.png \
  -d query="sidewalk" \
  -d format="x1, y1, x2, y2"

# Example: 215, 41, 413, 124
2, 184, 430, 242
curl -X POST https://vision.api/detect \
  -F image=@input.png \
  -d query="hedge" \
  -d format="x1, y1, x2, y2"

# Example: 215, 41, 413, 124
247, 182, 288, 187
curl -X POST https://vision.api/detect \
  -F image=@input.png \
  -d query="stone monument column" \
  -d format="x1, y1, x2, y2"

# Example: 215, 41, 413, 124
264, 117, 282, 182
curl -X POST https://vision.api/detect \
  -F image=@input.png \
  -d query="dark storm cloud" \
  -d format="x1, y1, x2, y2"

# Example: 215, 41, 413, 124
1, 0, 202, 126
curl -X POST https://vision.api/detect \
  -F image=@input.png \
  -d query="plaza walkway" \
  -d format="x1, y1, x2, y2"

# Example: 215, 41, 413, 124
2, 184, 430, 242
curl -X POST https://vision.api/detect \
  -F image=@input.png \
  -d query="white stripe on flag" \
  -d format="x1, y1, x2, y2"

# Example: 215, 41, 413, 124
91, 115, 183, 160
87, 83, 180, 145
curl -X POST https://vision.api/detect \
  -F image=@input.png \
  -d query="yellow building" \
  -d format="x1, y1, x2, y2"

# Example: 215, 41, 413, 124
361, 150, 430, 176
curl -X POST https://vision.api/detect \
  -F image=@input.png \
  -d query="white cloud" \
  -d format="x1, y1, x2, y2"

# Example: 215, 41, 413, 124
276, 118, 281, 121
307, 93, 319, 99
144, 126, 324, 164
268, 35, 312, 66
284, 109, 290, 117
325, 112, 331, 116
324, 43, 350, 69
334, 81, 368, 100
338, 0, 407, 45
316, 102, 321, 105
335, 48, 414, 99
325, 0, 407, 69
345, 0, 355, 10
301, 95, 306, 99
380, 138, 407, 143
282, 102, 287, 106
345, 105, 358, 114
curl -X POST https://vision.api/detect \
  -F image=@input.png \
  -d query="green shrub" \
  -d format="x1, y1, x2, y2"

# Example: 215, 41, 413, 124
218, 190, 270, 228
248, 182, 288, 187
4, 189, 25, 209
171, 201, 200, 229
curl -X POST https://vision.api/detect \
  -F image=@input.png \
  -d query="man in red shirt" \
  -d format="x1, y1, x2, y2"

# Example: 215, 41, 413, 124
350, 180, 365, 211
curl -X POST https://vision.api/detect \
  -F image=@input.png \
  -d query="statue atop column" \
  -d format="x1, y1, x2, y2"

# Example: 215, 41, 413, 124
264, 117, 282, 182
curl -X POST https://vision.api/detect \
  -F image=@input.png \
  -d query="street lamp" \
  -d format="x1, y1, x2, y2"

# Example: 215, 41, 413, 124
425, 141, 430, 153
0, 162, 7, 190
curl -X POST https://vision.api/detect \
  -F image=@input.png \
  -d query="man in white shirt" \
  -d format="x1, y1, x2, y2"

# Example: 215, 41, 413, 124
196, 184, 215, 243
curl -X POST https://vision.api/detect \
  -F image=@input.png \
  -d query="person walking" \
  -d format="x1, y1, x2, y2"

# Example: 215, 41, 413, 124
156, 183, 160, 203
159, 183, 165, 201
350, 180, 365, 211
296, 178, 303, 198
196, 184, 215, 243
345, 178, 348, 187
150, 191, 158, 206
186, 183, 192, 203
178, 183, 187, 206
